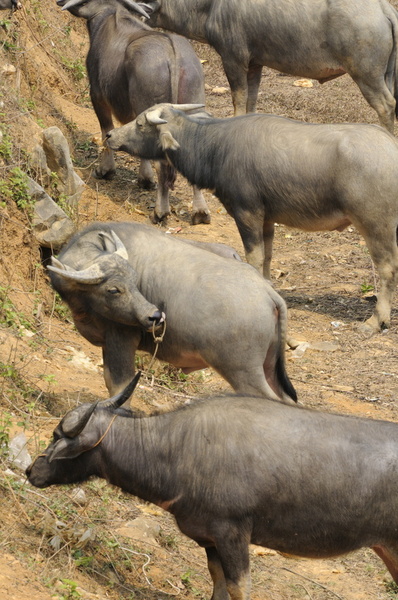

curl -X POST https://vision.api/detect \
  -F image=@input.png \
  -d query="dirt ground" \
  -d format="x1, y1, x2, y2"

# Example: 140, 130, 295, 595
1, 2, 398, 599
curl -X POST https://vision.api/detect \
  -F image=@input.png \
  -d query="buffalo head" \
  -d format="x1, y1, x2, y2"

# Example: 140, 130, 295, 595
26, 374, 141, 488
105, 103, 205, 159
48, 230, 165, 331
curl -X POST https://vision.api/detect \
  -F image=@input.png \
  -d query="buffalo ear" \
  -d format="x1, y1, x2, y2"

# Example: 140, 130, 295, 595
159, 131, 180, 151
61, 402, 98, 438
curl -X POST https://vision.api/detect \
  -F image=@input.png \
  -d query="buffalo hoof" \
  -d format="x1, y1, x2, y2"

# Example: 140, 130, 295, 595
191, 210, 211, 225
356, 320, 379, 336
94, 167, 116, 180
151, 211, 170, 224
138, 177, 156, 190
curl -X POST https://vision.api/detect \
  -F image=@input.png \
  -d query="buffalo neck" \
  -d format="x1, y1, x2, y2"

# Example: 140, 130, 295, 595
151, 0, 209, 42
98, 411, 183, 509
166, 117, 224, 191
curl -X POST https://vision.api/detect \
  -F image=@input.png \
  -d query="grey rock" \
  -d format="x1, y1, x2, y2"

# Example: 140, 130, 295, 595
42, 126, 85, 205
28, 177, 75, 250
30, 143, 52, 187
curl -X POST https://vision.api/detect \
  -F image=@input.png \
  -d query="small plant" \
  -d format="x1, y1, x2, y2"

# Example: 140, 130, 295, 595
39, 373, 57, 389
0, 286, 34, 331
72, 549, 94, 568
0, 361, 19, 380
0, 128, 12, 160
53, 292, 72, 322
181, 569, 195, 590
0, 168, 32, 211
360, 281, 375, 294
0, 412, 12, 457
0, 17, 12, 32
158, 531, 178, 549
62, 58, 86, 82
57, 579, 82, 600
385, 579, 398, 596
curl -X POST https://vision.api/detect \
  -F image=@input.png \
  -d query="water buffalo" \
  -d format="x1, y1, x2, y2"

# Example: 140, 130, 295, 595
48, 221, 296, 403
57, 0, 210, 225
0, 0, 21, 8
137, 0, 398, 131
106, 104, 398, 333
27, 373, 398, 599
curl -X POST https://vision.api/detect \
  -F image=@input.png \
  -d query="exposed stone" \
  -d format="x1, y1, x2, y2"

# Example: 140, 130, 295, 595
310, 341, 340, 352
70, 487, 88, 506
212, 86, 229, 95
28, 177, 75, 250
42, 126, 85, 206
2, 64, 16, 76
293, 78, 314, 87
30, 143, 52, 187
115, 516, 161, 546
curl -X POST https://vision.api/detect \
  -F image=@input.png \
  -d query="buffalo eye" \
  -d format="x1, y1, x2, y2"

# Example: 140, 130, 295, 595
107, 287, 121, 295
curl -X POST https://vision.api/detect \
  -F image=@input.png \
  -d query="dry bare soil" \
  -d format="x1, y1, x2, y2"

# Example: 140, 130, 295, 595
0, 2, 398, 600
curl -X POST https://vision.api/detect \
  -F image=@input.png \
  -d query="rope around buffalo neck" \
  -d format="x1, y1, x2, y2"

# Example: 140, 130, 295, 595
90, 414, 118, 449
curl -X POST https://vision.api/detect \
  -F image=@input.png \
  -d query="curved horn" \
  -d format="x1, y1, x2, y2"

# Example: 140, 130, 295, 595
146, 108, 167, 125
98, 230, 129, 260
170, 103, 206, 112
111, 230, 129, 259
60, 0, 86, 10
118, 0, 150, 18
47, 262, 105, 284
50, 257, 70, 271
146, 104, 205, 125
61, 402, 98, 438
100, 372, 142, 409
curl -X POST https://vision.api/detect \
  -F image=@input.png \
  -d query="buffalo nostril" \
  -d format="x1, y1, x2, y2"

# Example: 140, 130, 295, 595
149, 310, 163, 324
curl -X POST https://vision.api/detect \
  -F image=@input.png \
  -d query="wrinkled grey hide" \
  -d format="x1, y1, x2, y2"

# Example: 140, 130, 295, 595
56, 0, 209, 224
27, 375, 398, 599
139, 0, 398, 131
48, 221, 296, 403
106, 104, 398, 333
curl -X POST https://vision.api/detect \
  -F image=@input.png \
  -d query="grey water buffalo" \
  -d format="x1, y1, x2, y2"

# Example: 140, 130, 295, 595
106, 104, 398, 332
57, 0, 210, 225
138, 0, 398, 130
48, 221, 296, 403
0, 0, 21, 8
27, 373, 398, 599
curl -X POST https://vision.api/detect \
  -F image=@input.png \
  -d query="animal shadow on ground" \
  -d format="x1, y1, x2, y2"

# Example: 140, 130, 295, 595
282, 291, 381, 324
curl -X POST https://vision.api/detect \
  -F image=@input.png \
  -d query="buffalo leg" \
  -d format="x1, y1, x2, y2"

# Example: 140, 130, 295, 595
214, 536, 251, 600
152, 160, 177, 223
356, 223, 398, 331
91, 98, 117, 179
262, 221, 275, 279
231, 208, 267, 274
247, 64, 263, 113
215, 361, 286, 402
221, 59, 251, 116
206, 547, 229, 600
373, 545, 398, 583
102, 325, 140, 398
137, 159, 156, 189
354, 78, 395, 134
352, 62, 396, 133
191, 185, 211, 225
